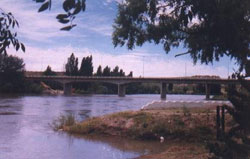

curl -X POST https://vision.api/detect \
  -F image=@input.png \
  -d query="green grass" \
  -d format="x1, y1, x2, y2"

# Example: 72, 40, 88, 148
51, 114, 76, 131
52, 108, 221, 143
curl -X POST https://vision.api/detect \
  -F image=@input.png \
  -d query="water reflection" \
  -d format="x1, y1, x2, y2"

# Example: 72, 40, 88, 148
73, 134, 170, 155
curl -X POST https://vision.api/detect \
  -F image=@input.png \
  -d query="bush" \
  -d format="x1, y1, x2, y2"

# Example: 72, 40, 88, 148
51, 114, 76, 131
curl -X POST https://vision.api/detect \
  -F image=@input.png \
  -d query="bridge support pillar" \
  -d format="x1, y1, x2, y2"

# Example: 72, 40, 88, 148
205, 84, 211, 100
118, 84, 126, 97
161, 83, 167, 100
64, 83, 72, 95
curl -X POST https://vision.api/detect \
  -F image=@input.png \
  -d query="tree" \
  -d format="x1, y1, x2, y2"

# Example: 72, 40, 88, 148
0, 54, 25, 92
79, 55, 93, 76
112, 0, 250, 157
119, 69, 125, 76
96, 65, 102, 76
65, 53, 78, 76
0, 0, 86, 55
128, 71, 133, 77
111, 66, 120, 76
43, 65, 56, 76
0, 54, 25, 74
103, 66, 111, 76
0, 10, 25, 54
113, 0, 250, 73
110, 66, 126, 77
34, 0, 86, 31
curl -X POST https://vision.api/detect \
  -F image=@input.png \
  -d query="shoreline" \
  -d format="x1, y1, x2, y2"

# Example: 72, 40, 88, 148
55, 106, 233, 159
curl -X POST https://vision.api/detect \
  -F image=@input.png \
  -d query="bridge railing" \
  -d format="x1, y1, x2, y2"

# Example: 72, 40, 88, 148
25, 75, 239, 81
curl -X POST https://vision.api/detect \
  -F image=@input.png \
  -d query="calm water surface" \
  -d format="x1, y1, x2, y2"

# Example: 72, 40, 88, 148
0, 94, 206, 159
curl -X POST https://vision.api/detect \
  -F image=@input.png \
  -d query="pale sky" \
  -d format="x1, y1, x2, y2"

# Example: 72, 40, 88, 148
0, 0, 236, 77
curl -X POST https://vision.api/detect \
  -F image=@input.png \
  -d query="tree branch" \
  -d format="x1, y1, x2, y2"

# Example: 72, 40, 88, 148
175, 51, 191, 57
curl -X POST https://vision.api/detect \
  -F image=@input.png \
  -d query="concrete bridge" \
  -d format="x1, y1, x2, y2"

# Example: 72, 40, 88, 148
25, 75, 246, 100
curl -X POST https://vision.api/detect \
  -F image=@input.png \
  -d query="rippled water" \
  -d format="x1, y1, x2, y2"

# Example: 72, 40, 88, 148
0, 94, 206, 159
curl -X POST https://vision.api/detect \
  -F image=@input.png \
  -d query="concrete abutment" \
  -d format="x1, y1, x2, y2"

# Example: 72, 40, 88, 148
63, 83, 72, 95
161, 82, 167, 100
118, 84, 126, 97
205, 84, 211, 100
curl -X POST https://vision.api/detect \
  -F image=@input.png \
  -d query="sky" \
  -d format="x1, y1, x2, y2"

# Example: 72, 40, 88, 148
0, 0, 237, 77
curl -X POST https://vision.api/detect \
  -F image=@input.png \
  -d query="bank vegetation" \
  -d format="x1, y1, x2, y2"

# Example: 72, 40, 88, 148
52, 106, 250, 159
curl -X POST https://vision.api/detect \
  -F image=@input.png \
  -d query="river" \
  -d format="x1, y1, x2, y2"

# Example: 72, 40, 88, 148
0, 94, 207, 159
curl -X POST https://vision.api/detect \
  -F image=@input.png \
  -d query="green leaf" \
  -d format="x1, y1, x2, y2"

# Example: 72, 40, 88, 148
16, 43, 20, 51
58, 18, 70, 24
73, 1, 82, 15
63, 0, 68, 12
60, 25, 72, 31
60, 24, 77, 31
38, 1, 49, 12
12, 21, 15, 28
63, 0, 75, 12
81, 0, 86, 11
36, 0, 46, 3
21, 43, 25, 52
9, 18, 12, 26
15, 20, 19, 27
56, 14, 68, 19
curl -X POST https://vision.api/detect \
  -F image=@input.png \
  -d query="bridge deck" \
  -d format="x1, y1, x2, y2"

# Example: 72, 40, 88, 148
25, 75, 246, 84
25, 75, 249, 99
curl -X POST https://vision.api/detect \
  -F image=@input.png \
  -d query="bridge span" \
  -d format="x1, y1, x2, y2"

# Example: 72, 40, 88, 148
25, 75, 246, 100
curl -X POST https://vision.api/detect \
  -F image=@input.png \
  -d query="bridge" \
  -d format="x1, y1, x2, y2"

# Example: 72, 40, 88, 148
25, 75, 247, 100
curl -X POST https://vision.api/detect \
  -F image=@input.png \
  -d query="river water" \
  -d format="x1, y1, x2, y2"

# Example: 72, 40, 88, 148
0, 94, 206, 159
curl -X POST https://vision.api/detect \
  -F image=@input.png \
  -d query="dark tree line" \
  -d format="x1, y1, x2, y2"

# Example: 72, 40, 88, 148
94, 65, 132, 77
0, 54, 42, 93
65, 53, 79, 76
43, 65, 56, 76
64, 53, 133, 77
79, 56, 93, 76
61, 53, 133, 94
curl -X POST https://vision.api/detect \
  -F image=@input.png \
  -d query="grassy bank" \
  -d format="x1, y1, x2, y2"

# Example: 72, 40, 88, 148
56, 107, 230, 140
53, 107, 234, 158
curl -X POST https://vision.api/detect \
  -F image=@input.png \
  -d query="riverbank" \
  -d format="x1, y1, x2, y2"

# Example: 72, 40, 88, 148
55, 106, 233, 158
